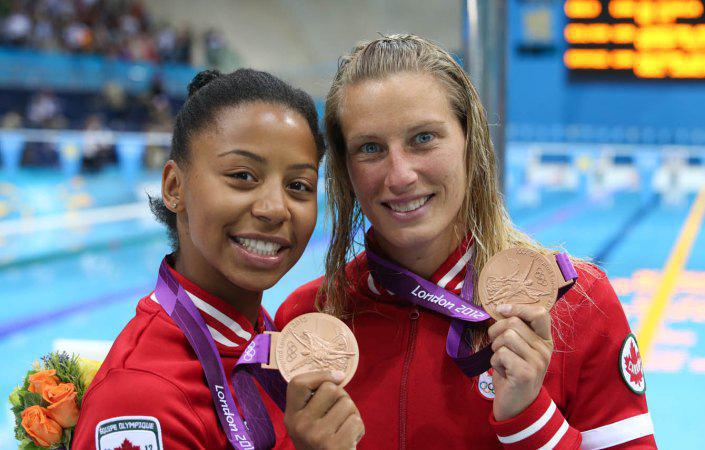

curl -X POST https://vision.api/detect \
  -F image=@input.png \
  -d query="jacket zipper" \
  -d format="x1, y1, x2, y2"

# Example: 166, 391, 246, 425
399, 307, 419, 450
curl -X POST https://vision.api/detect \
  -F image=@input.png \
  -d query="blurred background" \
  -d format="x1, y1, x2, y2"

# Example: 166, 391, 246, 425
1, 0, 703, 448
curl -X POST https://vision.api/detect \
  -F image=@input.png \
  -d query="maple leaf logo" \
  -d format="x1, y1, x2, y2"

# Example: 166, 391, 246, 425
623, 340, 644, 385
112, 439, 140, 450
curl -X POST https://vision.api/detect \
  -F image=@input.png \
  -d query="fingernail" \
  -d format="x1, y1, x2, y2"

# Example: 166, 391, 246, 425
496, 304, 512, 315
331, 370, 345, 382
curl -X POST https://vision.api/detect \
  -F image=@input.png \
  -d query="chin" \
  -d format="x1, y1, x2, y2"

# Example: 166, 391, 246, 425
228, 271, 280, 293
224, 260, 285, 292
380, 227, 435, 252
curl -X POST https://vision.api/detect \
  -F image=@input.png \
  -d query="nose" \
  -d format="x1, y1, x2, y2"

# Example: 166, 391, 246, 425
384, 146, 418, 195
252, 183, 291, 225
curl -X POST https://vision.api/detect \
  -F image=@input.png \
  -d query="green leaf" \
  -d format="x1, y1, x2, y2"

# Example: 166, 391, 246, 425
18, 438, 45, 450
11, 403, 24, 416
9, 386, 23, 408
14, 418, 29, 442
62, 427, 72, 447
22, 370, 37, 391
19, 391, 43, 409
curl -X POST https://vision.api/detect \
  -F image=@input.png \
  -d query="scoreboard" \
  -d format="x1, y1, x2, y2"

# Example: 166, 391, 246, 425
564, 0, 705, 79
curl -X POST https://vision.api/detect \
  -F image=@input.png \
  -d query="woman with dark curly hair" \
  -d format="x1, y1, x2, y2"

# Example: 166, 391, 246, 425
72, 69, 364, 450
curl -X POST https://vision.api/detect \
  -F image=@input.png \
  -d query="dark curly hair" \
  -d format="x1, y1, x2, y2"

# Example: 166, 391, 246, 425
149, 68, 325, 250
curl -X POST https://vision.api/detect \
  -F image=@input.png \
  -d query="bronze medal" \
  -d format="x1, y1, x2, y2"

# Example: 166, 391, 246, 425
262, 313, 359, 387
478, 247, 570, 320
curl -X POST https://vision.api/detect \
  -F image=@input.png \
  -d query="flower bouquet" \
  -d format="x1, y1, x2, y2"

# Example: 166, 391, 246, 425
9, 352, 101, 450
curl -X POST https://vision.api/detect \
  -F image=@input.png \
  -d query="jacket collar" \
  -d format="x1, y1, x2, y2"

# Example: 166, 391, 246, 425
364, 229, 474, 301
151, 263, 265, 357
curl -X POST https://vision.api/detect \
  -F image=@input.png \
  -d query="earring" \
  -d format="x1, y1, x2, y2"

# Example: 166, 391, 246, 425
171, 202, 177, 209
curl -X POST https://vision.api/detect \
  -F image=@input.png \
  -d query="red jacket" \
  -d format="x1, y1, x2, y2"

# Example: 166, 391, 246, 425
73, 265, 293, 450
276, 242, 656, 449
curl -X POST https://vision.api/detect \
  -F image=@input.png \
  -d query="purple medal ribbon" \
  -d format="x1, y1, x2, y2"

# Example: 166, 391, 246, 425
365, 240, 578, 378
365, 249, 489, 322
232, 330, 287, 447
155, 258, 286, 449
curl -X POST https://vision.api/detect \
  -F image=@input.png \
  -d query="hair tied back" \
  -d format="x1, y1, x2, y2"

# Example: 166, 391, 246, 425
187, 69, 222, 98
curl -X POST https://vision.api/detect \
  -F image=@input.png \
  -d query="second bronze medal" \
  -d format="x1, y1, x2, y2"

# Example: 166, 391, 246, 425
478, 247, 563, 320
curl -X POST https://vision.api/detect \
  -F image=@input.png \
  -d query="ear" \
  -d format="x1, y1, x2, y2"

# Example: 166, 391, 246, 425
162, 160, 184, 212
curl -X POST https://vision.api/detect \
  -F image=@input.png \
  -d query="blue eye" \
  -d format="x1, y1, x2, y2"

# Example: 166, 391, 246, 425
414, 132, 434, 145
360, 143, 381, 154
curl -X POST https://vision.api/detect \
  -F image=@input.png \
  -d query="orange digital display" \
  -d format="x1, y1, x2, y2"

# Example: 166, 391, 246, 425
564, 0, 705, 78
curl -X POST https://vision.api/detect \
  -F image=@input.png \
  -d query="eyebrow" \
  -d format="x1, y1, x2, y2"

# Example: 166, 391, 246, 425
218, 149, 317, 172
289, 163, 319, 172
347, 121, 447, 143
218, 149, 265, 163
408, 120, 446, 132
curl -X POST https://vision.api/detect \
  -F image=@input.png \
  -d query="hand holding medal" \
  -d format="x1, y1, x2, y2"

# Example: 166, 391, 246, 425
284, 370, 364, 450
367, 239, 577, 423
277, 314, 363, 450
478, 248, 577, 421
243, 312, 363, 449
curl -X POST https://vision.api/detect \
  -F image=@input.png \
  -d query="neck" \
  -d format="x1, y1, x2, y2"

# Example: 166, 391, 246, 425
374, 228, 461, 279
173, 249, 262, 327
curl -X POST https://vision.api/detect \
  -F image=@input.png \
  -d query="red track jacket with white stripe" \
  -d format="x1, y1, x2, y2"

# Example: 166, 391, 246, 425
276, 240, 656, 449
73, 264, 293, 450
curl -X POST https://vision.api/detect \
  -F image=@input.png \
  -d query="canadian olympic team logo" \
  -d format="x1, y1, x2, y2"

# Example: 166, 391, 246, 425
619, 333, 646, 395
476, 369, 495, 400
242, 342, 257, 362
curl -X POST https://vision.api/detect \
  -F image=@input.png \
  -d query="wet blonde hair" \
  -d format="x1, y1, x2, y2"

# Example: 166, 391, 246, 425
320, 35, 586, 346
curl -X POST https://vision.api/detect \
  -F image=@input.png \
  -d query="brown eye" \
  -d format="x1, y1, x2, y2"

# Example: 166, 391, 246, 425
230, 171, 255, 182
289, 181, 312, 192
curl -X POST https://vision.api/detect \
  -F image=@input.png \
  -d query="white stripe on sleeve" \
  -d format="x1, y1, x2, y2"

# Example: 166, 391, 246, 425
538, 419, 569, 449
580, 413, 654, 450
498, 401, 557, 444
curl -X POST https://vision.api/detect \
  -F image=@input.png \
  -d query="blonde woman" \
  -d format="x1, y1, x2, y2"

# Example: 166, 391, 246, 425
276, 35, 655, 449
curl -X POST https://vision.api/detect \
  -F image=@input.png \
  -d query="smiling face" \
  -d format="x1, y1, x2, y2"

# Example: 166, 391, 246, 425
340, 72, 467, 271
169, 101, 319, 295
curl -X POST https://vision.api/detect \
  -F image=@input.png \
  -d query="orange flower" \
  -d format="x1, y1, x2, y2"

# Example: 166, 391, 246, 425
21, 405, 63, 447
27, 370, 59, 396
43, 383, 79, 428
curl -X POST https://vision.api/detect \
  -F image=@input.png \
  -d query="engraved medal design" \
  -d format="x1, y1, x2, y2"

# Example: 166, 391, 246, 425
478, 248, 559, 320
270, 313, 359, 387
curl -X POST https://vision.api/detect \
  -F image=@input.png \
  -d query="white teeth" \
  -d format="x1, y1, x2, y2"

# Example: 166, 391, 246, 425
388, 195, 431, 213
235, 237, 282, 256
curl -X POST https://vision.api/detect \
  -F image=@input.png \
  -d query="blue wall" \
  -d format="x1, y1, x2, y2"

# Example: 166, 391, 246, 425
507, 0, 705, 141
